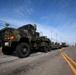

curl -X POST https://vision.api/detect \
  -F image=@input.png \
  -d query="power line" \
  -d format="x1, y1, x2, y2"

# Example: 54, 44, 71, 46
0, 20, 18, 28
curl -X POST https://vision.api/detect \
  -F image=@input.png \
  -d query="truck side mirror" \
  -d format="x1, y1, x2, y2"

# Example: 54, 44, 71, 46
5, 23, 9, 27
34, 24, 37, 30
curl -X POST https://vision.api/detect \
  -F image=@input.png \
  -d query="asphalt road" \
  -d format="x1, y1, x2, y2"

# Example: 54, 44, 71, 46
0, 46, 76, 75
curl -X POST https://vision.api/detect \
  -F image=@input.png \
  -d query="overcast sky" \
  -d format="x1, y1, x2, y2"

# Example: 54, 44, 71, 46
0, 0, 76, 45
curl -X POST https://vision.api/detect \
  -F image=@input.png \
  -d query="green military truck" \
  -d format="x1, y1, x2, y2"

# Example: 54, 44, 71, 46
61, 42, 68, 47
51, 42, 61, 50
0, 24, 51, 58
38, 36, 51, 52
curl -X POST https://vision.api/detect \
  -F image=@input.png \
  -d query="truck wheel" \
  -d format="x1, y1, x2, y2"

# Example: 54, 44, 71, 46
2, 47, 14, 55
43, 46, 48, 53
48, 46, 51, 52
16, 43, 30, 58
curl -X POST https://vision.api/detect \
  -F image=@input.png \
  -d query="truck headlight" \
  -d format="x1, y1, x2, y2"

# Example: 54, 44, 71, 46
5, 42, 9, 46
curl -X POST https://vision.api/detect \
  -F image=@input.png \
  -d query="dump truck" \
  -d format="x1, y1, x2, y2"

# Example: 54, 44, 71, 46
0, 24, 51, 58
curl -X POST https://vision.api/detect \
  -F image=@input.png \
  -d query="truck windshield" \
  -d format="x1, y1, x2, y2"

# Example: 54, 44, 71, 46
18, 25, 29, 30
18, 24, 34, 32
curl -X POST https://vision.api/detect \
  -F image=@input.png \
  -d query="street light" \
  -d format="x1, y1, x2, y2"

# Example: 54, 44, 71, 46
50, 29, 54, 41
56, 33, 58, 42
60, 37, 62, 45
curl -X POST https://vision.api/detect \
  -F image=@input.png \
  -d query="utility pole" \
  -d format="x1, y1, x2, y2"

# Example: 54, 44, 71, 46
60, 37, 62, 45
56, 33, 57, 42
50, 29, 53, 41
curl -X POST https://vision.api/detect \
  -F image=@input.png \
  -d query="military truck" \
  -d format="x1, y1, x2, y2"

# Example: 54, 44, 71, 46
38, 36, 51, 52
51, 42, 61, 50
0, 24, 51, 58
61, 42, 68, 47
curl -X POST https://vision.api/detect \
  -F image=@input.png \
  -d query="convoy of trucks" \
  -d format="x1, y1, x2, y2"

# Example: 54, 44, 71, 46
0, 24, 68, 58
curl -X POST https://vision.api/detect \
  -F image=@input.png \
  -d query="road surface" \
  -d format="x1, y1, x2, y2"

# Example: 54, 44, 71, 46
0, 46, 76, 75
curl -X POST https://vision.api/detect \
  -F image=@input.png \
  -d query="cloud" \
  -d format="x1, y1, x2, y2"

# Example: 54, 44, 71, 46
15, 9, 24, 17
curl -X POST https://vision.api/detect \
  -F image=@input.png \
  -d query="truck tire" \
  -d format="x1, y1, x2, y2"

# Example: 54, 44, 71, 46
16, 43, 30, 58
43, 46, 48, 53
48, 46, 51, 52
2, 47, 14, 55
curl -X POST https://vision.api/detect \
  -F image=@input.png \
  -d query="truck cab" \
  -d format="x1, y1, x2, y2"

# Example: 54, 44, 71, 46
1, 24, 39, 58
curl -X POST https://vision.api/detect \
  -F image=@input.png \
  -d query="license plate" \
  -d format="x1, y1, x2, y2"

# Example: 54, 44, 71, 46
5, 42, 9, 46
